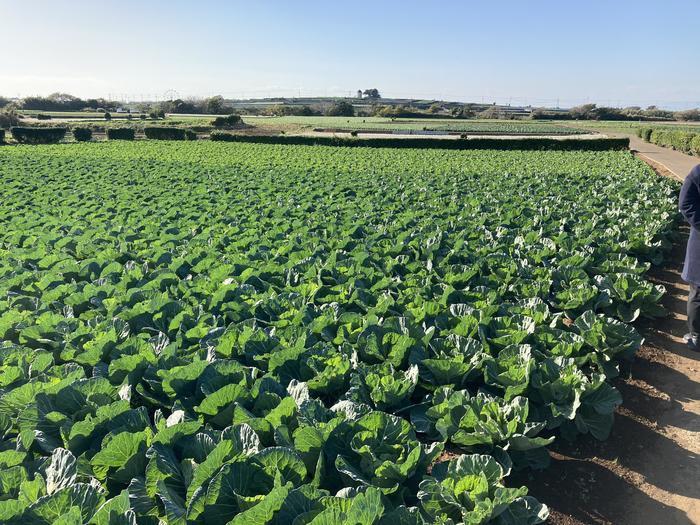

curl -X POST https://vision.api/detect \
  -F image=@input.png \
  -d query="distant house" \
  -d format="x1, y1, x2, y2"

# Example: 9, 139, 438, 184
115, 107, 130, 113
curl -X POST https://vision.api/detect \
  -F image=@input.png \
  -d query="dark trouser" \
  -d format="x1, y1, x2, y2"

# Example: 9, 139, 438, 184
688, 283, 700, 336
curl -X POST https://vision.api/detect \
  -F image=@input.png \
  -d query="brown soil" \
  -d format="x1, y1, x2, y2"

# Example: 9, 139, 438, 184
513, 164, 699, 524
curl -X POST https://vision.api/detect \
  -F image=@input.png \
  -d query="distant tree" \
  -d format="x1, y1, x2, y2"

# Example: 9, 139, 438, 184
591, 107, 626, 120
568, 104, 597, 120
211, 114, 242, 128
0, 96, 10, 109
362, 89, 381, 99
643, 106, 674, 119
104, 112, 112, 121
203, 95, 231, 115
326, 101, 355, 117
48, 92, 80, 104
676, 109, 700, 121
451, 104, 476, 119
264, 104, 319, 116
298, 105, 317, 116
168, 99, 199, 114
0, 109, 20, 129
479, 106, 507, 119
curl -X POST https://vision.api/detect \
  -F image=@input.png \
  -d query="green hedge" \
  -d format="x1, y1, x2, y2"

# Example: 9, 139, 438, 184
209, 132, 630, 151
693, 135, 700, 157
0, 129, 4, 144
143, 127, 198, 140
145, 127, 184, 140
639, 127, 700, 156
106, 128, 135, 140
651, 129, 694, 154
637, 127, 653, 141
73, 127, 93, 142
10, 127, 67, 144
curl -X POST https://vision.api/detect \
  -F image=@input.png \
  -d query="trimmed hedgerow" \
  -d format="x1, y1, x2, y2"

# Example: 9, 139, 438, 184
73, 127, 93, 142
209, 132, 630, 151
692, 135, 700, 157
10, 126, 66, 144
106, 127, 135, 140
144, 127, 187, 140
641, 127, 700, 156
143, 127, 198, 141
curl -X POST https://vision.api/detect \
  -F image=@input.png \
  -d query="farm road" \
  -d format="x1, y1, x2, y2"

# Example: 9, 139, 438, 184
619, 133, 698, 180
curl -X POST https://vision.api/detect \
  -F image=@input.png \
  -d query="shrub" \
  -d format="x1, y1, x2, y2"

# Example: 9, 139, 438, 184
648, 129, 696, 154
211, 114, 242, 128
691, 135, 700, 157
11, 126, 67, 144
639, 128, 653, 142
676, 132, 695, 154
36, 113, 52, 120
144, 127, 187, 140
0, 129, 4, 144
325, 101, 355, 117
73, 127, 93, 142
185, 129, 197, 141
140, 114, 147, 120
0, 109, 21, 129
106, 127, 135, 140
104, 112, 112, 121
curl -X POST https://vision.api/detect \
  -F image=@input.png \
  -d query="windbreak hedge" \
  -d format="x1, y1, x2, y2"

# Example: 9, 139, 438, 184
210, 132, 630, 151
693, 135, 700, 157
637, 127, 653, 142
10, 126, 67, 144
73, 127, 93, 142
0, 129, 4, 144
106, 127, 135, 140
638, 127, 700, 156
144, 126, 197, 140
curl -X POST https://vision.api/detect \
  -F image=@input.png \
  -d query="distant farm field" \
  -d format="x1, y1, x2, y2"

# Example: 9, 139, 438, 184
0, 141, 678, 524
244, 116, 590, 135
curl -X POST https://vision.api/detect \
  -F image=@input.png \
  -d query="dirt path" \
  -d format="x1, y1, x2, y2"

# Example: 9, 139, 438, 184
514, 151, 700, 524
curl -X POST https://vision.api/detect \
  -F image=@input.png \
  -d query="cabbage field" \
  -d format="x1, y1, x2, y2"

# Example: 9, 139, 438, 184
0, 142, 679, 524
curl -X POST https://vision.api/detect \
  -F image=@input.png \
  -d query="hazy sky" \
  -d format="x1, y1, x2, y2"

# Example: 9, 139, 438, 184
2, 0, 699, 108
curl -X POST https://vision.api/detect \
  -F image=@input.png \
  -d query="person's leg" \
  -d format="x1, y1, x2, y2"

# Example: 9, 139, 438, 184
687, 283, 700, 345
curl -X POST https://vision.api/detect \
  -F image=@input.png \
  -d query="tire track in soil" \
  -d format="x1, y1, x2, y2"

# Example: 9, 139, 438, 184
512, 160, 700, 525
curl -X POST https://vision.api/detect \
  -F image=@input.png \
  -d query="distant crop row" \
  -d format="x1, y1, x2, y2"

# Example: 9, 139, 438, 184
0, 142, 678, 524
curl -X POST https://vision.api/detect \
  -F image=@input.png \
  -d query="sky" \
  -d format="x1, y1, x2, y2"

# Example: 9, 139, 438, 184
2, 0, 699, 109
